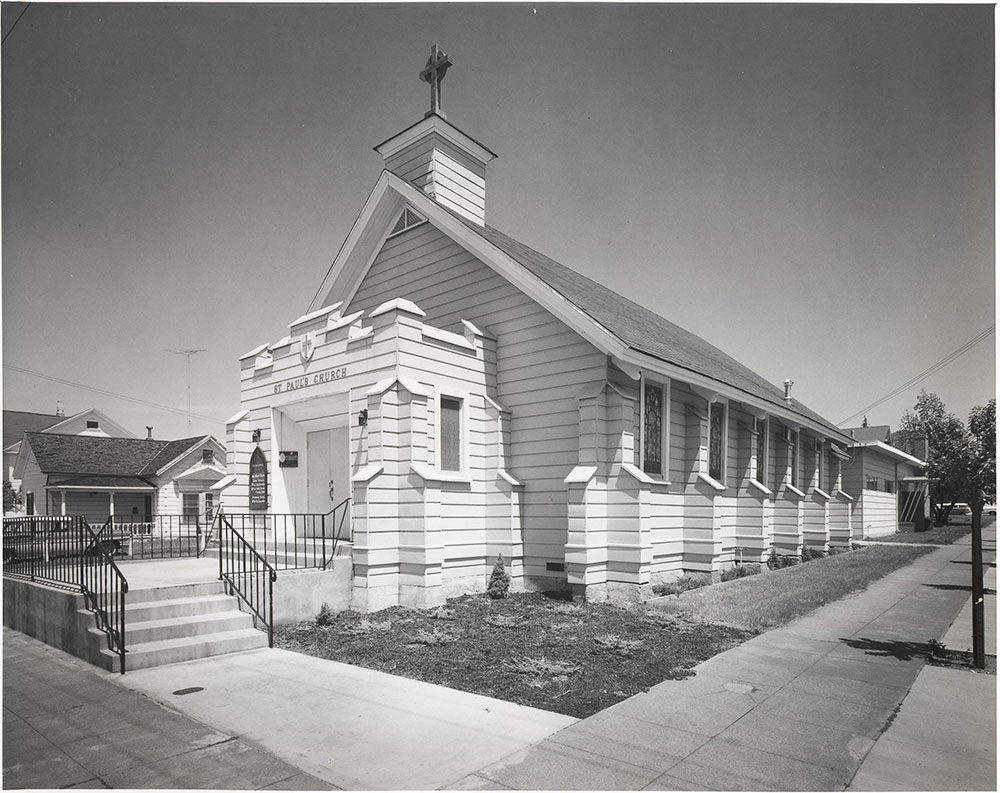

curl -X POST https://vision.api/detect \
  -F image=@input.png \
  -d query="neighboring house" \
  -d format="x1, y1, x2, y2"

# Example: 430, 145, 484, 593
219, 58, 862, 610
13, 433, 226, 523
4, 407, 136, 488
841, 429, 928, 538
845, 422, 892, 444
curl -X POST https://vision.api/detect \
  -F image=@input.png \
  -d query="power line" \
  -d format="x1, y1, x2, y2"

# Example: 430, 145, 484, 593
2, 3, 30, 46
3, 364, 225, 425
839, 324, 995, 426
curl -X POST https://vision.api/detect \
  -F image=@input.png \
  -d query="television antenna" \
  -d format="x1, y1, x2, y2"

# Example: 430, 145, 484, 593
169, 349, 207, 431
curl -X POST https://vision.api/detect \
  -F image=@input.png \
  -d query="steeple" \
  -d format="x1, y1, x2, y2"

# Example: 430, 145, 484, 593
374, 45, 496, 226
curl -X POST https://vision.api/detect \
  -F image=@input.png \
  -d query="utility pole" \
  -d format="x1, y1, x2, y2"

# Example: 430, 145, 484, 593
170, 349, 206, 431
971, 502, 985, 669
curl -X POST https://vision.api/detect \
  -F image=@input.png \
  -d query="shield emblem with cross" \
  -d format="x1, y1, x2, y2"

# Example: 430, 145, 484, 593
300, 331, 317, 363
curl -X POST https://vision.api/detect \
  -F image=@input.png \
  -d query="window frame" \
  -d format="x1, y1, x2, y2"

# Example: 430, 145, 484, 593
639, 375, 670, 480
436, 390, 469, 476
707, 398, 728, 485
182, 493, 201, 526
788, 427, 800, 488
202, 448, 214, 465
814, 437, 824, 491
86, 419, 100, 430
753, 416, 769, 487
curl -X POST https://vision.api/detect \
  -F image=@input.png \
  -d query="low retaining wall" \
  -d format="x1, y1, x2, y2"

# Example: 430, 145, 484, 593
272, 559, 353, 624
2, 578, 102, 666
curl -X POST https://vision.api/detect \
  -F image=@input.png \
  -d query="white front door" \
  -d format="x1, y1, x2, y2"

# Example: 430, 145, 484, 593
307, 428, 351, 538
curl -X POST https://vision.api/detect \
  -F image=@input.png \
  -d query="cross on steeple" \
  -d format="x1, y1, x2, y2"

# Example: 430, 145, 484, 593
419, 44, 451, 118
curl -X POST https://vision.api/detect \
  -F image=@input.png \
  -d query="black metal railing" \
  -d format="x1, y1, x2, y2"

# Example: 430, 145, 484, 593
216, 513, 277, 646
218, 499, 351, 571
3, 515, 129, 673
107, 514, 211, 559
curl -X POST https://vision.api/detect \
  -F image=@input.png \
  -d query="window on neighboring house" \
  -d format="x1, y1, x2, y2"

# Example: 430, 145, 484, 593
642, 380, 667, 477
182, 493, 200, 525
884, 479, 895, 494
708, 401, 727, 482
865, 476, 878, 490
789, 429, 800, 487
86, 420, 99, 429
439, 396, 462, 472
204, 493, 215, 521
202, 448, 214, 464
25, 492, 34, 516
754, 417, 768, 485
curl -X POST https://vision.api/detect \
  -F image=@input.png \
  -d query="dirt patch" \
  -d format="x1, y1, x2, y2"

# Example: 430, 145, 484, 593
274, 592, 750, 718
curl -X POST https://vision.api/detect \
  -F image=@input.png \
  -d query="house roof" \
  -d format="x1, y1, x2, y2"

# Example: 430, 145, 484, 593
450, 214, 848, 438
3, 410, 63, 452
22, 433, 211, 478
843, 424, 892, 443
139, 437, 210, 475
850, 439, 925, 467
48, 475, 156, 489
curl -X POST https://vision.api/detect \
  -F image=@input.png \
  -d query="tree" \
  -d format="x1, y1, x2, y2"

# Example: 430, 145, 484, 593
3, 480, 21, 514
893, 391, 971, 525
966, 399, 996, 510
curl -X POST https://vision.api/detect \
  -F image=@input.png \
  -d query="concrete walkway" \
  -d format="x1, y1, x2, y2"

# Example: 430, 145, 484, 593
458, 534, 996, 791
2, 629, 334, 790
4, 531, 995, 790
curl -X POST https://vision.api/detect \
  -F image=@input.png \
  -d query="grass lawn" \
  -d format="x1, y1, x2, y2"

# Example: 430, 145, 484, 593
652, 544, 934, 632
275, 544, 934, 718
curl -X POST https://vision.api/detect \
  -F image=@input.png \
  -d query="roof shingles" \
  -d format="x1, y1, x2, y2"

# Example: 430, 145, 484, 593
24, 433, 202, 478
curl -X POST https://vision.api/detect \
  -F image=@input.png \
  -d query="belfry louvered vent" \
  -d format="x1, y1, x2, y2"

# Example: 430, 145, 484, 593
389, 207, 426, 236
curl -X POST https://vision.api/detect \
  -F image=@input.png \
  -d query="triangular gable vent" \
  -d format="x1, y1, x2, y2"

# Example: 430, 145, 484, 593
389, 207, 426, 237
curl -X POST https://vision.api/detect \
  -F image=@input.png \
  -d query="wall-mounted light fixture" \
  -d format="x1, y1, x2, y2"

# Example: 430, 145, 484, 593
251, 428, 262, 443
358, 408, 368, 427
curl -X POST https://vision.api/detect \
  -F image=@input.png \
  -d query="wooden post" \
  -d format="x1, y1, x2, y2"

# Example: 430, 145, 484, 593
971, 503, 985, 669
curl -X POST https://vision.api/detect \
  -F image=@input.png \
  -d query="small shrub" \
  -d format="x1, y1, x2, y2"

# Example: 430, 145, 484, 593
487, 554, 511, 599
594, 634, 645, 656
652, 573, 711, 596
411, 628, 454, 646
508, 656, 581, 676
484, 613, 523, 629
721, 564, 762, 582
316, 602, 334, 626
801, 547, 826, 563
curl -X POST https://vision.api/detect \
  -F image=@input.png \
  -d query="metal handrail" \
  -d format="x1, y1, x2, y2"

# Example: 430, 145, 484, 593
216, 513, 277, 646
2, 515, 129, 673
81, 517, 129, 673
323, 498, 352, 569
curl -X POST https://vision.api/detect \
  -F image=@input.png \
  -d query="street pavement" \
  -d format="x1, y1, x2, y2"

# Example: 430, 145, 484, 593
3, 528, 995, 790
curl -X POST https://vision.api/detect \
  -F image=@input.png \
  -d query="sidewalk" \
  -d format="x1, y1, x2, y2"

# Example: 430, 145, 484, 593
458, 535, 996, 791
2, 628, 334, 790
3, 532, 995, 791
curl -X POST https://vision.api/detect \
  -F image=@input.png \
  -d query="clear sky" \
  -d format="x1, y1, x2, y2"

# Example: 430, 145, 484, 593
2, 2, 995, 443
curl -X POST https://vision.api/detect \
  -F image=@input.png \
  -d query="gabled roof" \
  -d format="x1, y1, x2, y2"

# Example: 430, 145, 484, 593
455, 218, 846, 437
139, 436, 213, 476
22, 433, 220, 480
843, 424, 892, 443
3, 410, 63, 451
24, 433, 166, 476
310, 169, 852, 442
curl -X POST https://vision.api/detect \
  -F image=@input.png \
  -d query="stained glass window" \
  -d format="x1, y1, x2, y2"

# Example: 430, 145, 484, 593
755, 418, 767, 484
709, 402, 725, 481
440, 396, 462, 471
790, 430, 799, 487
643, 383, 663, 475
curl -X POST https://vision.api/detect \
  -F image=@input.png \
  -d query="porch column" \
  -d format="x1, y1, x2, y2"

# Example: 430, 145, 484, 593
109, 491, 115, 518
60, 490, 66, 516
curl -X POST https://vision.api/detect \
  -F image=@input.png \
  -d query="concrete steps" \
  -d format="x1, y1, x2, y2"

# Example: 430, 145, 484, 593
86, 580, 269, 673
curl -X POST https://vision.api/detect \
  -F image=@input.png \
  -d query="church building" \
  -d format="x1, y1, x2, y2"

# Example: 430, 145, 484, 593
219, 47, 859, 611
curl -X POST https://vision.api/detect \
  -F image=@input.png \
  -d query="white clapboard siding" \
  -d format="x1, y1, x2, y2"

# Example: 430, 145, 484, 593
348, 223, 607, 577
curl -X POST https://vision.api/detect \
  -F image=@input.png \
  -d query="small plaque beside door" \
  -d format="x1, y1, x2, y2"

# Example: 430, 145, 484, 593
278, 451, 299, 468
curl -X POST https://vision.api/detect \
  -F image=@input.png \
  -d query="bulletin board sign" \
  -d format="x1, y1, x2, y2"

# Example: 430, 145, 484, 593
249, 447, 268, 510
